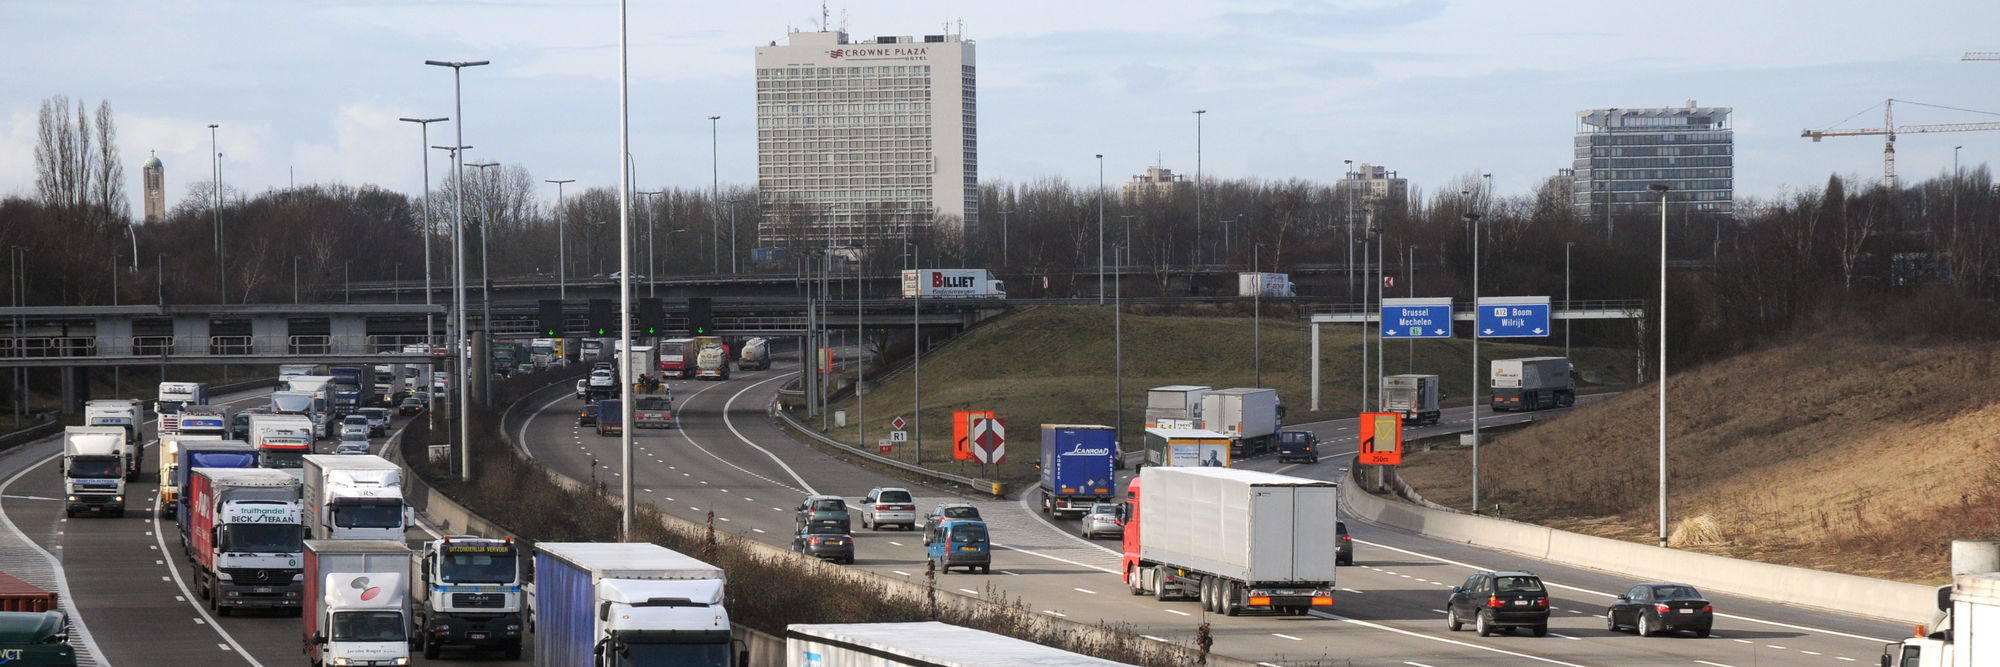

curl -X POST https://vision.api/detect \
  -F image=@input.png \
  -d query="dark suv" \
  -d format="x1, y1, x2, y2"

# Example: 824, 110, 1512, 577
1446, 571, 1550, 637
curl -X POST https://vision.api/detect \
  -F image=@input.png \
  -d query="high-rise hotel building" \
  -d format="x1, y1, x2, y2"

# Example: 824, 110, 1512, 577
754, 30, 977, 249
1573, 103, 1733, 221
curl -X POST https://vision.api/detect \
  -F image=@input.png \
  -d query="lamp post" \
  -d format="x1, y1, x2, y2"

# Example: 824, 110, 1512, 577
1194, 109, 1206, 266
638, 191, 666, 297
547, 179, 575, 299
465, 160, 501, 406
1954, 145, 1964, 241
709, 115, 721, 274
1343, 159, 1354, 297
1253, 242, 1262, 387
728, 198, 745, 274
1408, 243, 1416, 372
209, 123, 223, 303
398, 116, 447, 360
997, 210, 1013, 269
1649, 182, 1670, 548
611, 0, 636, 542
293, 256, 300, 304
912, 242, 923, 463
1096, 153, 1105, 304
1465, 211, 1483, 513
431, 142, 471, 415
423, 57, 487, 483
1565, 241, 1574, 360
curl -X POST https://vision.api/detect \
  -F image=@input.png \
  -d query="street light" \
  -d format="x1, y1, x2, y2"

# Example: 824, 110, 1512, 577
209, 123, 223, 303
1194, 109, 1206, 265
1096, 153, 1105, 304
423, 57, 487, 483
1649, 182, 1670, 548
638, 190, 666, 297
1343, 158, 1354, 296
1565, 241, 1574, 360
547, 179, 576, 299
1253, 241, 1263, 387
997, 210, 1013, 269
709, 115, 721, 274
1465, 211, 1483, 514
399, 116, 447, 361
465, 160, 501, 406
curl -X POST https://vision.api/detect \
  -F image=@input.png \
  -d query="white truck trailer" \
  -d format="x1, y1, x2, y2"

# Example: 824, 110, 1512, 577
1200, 387, 1280, 458
302, 540, 412, 667
900, 269, 1006, 298
1143, 385, 1207, 430
1382, 374, 1442, 425
1490, 356, 1574, 412
300, 454, 408, 541
1120, 466, 1338, 616
784, 621, 1125, 666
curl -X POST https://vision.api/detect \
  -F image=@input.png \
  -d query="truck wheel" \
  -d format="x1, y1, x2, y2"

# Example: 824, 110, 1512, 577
424, 640, 440, 660
1200, 578, 1215, 612
1222, 582, 1242, 617
1152, 566, 1172, 601
1126, 568, 1144, 596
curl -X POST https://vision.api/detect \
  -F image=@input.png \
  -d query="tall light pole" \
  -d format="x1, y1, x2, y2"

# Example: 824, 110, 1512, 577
1374, 208, 1384, 407
547, 179, 575, 299
431, 142, 471, 419
1194, 109, 1206, 266
399, 117, 447, 372
1954, 145, 1964, 240
1096, 153, 1105, 304
1253, 242, 1262, 387
855, 248, 864, 445
1565, 241, 1574, 360
209, 124, 223, 303
638, 191, 665, 297
1343, 159, 1354, 297
466, 160, 501, 406
1649, 182, 1670, 548
728, 198, 745, 274
912, 242, 923, 463
424, 57, 487, 483
998, 210, 1013, 269
1408, 243, 1416, 372
709, 115, 721, 274
1465, 211, 1483, 513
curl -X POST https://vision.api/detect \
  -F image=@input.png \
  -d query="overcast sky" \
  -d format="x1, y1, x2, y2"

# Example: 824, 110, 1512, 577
6, 0, 2000, 220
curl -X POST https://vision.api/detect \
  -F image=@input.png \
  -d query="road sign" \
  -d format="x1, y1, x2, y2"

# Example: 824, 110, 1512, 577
953, 410, 994, 461
1476, 296, 1551, 338
1358, 412, 1403, 465
879, 439, 893, 455
890, 416, 907, 430
970, 417, 1006, 464
889, 430, 908, 442
1380, 297, 1453, 339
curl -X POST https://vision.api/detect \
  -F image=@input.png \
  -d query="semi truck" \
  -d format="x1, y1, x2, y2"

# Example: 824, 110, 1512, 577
278, 365, 324, 382
533, 542, 742, 667
247, 413, 316, 473
156, 380, 209, 430
61, 426, 127, 518
1200, 387, 1281, 457
157, 431, 225, 516
81, 400, 143, 480
694, 343, 730, 380
1120, 466, 1338, 616
172, 440, 258, 523
1237, 272, 1296, 297
1880, 541, 2000, 667
412, 536, 525, 660
659, 338, 696, 378
302, 540, 412, 667
329, 366, 367, 417
632, 395, 673, 429
622, 344, 657, 383
185, 468, 306, 615
900, 268, 1006, 298
1142, 427, 1233, 468
282, 375, 338, 432
783, 622, 1125, 667
493, 342, 528, 375
1037, 425, 1118, 517
301, 454, 408, 541
1382, 374, 1443, 425
1144, 385, 1208, 430
738, 337, 771, 370
176, 406, 228, 438
1490, 357, 1575, 412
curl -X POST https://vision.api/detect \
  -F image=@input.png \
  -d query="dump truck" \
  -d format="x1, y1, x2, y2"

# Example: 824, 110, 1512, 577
1490, 357, 1574, 412
1120, 466, 1338, 616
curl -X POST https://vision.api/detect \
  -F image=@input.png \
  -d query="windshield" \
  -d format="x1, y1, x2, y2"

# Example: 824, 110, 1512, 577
344, 417, 368, 426
335, 504, 403, 529
635, 397, 670, 410
1495, 576, 1545, 593
949, 525, 989, 544
157, 400, 188, 414
331, 611, 406, 643
878, 490, 912, 504
67, 459, 121, 479
260, 449, 305, 469
804, 522, 846, 536
218, 523, 304, 553
441, 549, 518, 584
1089, 503, 1117, 515
617, 641, 732, 666
1280, 432, 1308, 445
942, 506, 978, 519
1652, 585, 1702, 600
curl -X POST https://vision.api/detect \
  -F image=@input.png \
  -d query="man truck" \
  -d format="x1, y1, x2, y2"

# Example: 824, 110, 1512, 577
1490, 357, 1575, 412
533, 542, 742, 667
1382, 374, 1443, 425
61, 426, 127, 518
301, 454, 408, 542
185, 468, 306, 615
1120, 466, 1338, 616
1037, 425, 1118, 518
302, 540, 412, 667
412, 536, 525, 660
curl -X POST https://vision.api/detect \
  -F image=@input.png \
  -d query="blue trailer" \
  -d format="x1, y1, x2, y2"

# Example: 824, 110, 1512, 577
173, 441, 257, 550
1038, 424, 1119, 518
533, 542, 740, 667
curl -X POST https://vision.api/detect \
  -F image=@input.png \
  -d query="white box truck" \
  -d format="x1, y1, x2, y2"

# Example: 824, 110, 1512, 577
156, 381, 209, 432
1237, 272, 1295, 297
1883, 571, 2000, 667
534, 542, 742, 667
1382, 374, 1442, 425
623, 344, 657, 383
82, 399, 143, 481
900, 269, 1005, 298
1490, 357, 1574, 412
1200, 387, 1280, 458
302, 540, 411, 667
247, 412, 316, 475
1120, 466, 1338, 616
784, 621, 1126, 666
301, 454, 408, 542
61, 426, 128, 518
1144, 385, 1208, 430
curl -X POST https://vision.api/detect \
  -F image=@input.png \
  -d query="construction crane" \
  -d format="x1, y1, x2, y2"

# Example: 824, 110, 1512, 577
1801, 98, 2000, 189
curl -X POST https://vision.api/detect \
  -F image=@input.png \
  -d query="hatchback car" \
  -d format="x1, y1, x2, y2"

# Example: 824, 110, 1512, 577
1446, 571, 1550, 637
792, 521, 854, 564
357, 408, 391, 437
1336, 521, 1353, 565
1606, 583, 1713, 637
398, 396, 425, 416
1080, 502, 1122, 540
576, 403, 598, 427
795, 495, 851, 533
922, 503, 982, 544
575, 379, 589, 400
860, 487, 916, 531
333, 439, 371, 455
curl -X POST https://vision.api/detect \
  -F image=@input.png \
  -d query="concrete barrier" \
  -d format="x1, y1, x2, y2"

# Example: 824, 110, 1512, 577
1342, 464, 1937, 624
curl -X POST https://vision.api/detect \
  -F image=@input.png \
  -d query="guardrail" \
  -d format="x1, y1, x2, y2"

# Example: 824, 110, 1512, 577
772, 401, 1001, 497
0, 413, 60, 452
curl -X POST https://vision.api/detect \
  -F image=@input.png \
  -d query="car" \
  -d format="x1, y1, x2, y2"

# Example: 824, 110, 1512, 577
333, 439, 371, 455
577, 403, 598, 427
1276, 430, 1319, 464
575, 379, 589, 400
922, 503, 981, 544
927, 519, 991, 574
357, 407, 391, 437
859, 487, 916, 531
795, 495, 851, 533
398, 396, 425, 416
588, 369, 617, 389
1445, 571, 1550, 637
339, 415, 371, 440
603, 271, 646, 280
792, 521, 854, 564
1079, 502, 1123, 540
1606, 583, 1713, 637
1336, 521, 1353, 565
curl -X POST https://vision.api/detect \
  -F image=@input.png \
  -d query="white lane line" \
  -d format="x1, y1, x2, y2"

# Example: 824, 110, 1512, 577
1404, 662, 1438, 667
1341, 588, 1363, 594
1352, 537, 1896, 644
1140, 635, 1169, 642
1043, 610, 1067, 617
1548, 632, 1581, 640
892, 571, 911, 576
1000, 570, 1019, 576
718, 517, 731, 522
751, 528, 765, 534
1073, 587, 1097, 594
712, 373, 818, 494
1766, 645, 1787, 650
1310, 610, 1586, 666
1271, 633, 1303, 641
218, 643, 231, 651
958, 588, 979, 595
1836, 658, 1856, 662
1800, 651, 1821, 656
1733, 639, 1752, 644
1694, 661, 1735, 667
888, 541, 903, 546
1164, 609, 1190, 616
193, 618, 205, 625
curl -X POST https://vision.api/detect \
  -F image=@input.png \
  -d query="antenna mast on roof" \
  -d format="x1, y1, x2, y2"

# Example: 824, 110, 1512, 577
819, 0, 828, 31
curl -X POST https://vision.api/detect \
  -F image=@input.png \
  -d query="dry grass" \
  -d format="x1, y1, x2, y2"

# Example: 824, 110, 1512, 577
1396, 330, 2000, 584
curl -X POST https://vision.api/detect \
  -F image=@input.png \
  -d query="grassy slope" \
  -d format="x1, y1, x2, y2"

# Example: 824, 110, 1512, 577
1396, 331, 2000, 583
806, 305, 1634, 485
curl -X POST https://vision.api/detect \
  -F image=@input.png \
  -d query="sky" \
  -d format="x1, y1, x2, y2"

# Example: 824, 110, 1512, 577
5, 0, 2000, 220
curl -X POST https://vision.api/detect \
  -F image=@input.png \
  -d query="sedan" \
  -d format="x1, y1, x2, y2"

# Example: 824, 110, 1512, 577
398, 396, 425, 416
1079, 503, 1122, 540
792, 522, 854, 564
1336, 521, 1353, 565
1606, 583, 1713, 637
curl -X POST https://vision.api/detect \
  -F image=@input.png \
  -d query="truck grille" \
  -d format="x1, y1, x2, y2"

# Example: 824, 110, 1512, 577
452, 593, 504, 608
221, 568, 298, 584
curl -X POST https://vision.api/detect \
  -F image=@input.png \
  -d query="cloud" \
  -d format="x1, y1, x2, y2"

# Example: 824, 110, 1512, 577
1220, 0, 1449, 35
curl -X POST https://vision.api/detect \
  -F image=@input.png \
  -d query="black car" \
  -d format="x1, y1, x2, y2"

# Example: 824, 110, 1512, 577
922, 503, 982, 544
1606, 583, 1713, 638
795, 495, 852, 533
1446, 571, 1550, 637
792, 521, 854, 564
1276, 430, 1320, 464
1336, 521, 1353, 566
577, 403, 598, 427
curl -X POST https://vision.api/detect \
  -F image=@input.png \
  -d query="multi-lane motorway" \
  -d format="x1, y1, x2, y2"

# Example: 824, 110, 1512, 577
0, 354, 1907, 666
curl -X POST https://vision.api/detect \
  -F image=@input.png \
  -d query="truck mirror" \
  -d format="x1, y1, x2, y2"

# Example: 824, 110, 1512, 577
313, 633, 326, 645
738, 650, 750, 667
599, 600, 612, 622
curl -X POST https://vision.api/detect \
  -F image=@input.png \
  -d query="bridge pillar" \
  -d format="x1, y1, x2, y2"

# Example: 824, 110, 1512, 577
61, 366, 87, 414
172, 318, 210, 356
471, 332, 489, 407
330, 315, 367, 355
95, 317, 133, 357
250, 316, 287, 356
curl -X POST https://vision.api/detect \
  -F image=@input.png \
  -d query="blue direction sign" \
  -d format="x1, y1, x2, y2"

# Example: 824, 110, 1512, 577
1476, 297, 1551, 338
1380, 298, 1453, 339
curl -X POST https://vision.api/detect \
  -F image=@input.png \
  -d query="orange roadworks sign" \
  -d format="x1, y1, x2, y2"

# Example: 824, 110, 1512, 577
1358, 412, 1403, 465
953, 410, 993, 461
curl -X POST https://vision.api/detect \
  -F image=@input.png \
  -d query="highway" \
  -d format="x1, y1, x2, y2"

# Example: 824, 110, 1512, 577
515, 351, 1910, 666
0, 387, 529, 667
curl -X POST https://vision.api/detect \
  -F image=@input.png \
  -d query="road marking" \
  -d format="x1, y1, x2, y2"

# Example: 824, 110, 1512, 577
218, 644, 231, 651
1800, 651, 1821, 656
1341, 588, 1363, 594
1271, 633, 1303, 641
1140, 635, 1168, 642
1311, 610, 1585, 666
1694, 661, 1735, 667
888, 541, 903, 546
718, 517, 731, 522
1836, 658, 1856, 662
1073, 587, 1097, 594
751, 528, 765, 534
1766, 645, 1787, 650
959, 588, 979, 595
892, 571, 911, 576
1043, 610, 1067, 617
1404, 662, 1438, 667
193, 618, 205, 624
715, 373, 820, 493
1548, 632, 1581, 640
1000, 570, 1019, 576
1733, 639, 1752, 644
1164, 609, 1190, 616
0, 494, 58, 501
0, 450, 107, 663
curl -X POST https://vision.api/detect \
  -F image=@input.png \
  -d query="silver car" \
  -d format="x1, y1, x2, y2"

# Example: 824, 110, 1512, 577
333, 438, 371, 455
1080, 502, 1122, 540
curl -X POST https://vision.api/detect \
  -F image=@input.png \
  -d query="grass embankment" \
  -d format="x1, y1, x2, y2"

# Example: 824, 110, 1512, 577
1395, 330, 2000, 584
804, 305, 1634, 486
